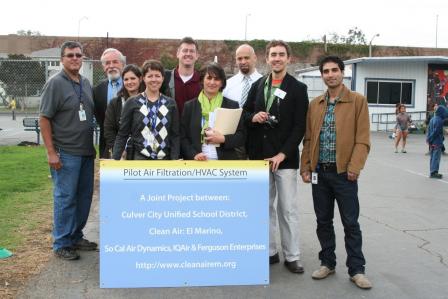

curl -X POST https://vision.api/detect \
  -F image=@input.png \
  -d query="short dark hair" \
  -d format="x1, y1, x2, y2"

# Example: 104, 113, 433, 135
199, 63, 227, 91
265, 40, 291, 58
117, 64, 145, 99
319, 56, 345, 73
141, 60, 165, 78
178, 36, 199, 52
61, 41, 82, 57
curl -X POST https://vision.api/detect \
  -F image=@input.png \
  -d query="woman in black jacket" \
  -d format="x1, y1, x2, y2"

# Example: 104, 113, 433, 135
104, 64, 145, 158
112, 60, 180, 160
180, 63, 245, 160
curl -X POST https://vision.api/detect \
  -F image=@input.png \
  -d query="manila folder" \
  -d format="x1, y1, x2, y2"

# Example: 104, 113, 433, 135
213, 107, 242, 135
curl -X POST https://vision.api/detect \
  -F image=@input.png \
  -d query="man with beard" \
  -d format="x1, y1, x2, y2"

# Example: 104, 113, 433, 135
162, 37, 201, 116
223, 44, 262, 107
93, 48, 125, 158
243, 40, 309, 274
300, 56, 372, 289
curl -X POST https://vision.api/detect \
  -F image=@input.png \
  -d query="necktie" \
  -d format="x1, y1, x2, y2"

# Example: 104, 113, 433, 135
241, 75, 251, 107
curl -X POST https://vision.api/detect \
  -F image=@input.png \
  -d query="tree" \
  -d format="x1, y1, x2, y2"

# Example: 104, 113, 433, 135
345, 27, 366, 45
327, 27, 367, 45
0, 55, 46, 110
16, 30, 42, 36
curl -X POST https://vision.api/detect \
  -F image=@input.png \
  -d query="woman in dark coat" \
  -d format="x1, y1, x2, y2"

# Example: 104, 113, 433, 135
103, 64, 145, 158
112, 60, 179, 160
180, 63, 245, 160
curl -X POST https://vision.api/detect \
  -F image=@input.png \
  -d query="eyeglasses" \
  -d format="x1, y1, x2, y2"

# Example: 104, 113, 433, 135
63, 53, 83, 58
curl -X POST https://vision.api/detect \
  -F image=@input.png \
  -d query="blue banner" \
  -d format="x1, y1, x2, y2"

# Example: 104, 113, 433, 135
100, 160, 269, 288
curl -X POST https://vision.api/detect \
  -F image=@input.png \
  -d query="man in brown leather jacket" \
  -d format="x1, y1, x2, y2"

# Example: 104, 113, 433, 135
300, 56, 372, 289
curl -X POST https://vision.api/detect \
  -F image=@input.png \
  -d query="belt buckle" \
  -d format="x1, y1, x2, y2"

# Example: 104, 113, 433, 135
321, 163, 333, 172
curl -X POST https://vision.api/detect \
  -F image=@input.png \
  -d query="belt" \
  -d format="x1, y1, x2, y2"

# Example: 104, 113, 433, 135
318, 163, 337, 172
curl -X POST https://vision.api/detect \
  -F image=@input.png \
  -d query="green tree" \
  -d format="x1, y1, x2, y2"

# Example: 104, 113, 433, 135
327, 27, 366, 45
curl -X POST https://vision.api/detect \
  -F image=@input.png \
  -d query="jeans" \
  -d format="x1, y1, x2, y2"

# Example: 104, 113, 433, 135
311, 170, 365, 276
50, 149, 94, 250
269, 169, 301, 262
430, 145, 442, 174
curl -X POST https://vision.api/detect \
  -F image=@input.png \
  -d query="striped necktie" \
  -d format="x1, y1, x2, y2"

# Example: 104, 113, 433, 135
241, 75, 251, 107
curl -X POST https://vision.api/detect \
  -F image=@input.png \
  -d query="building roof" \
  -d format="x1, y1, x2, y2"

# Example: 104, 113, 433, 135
344, 56, 448, 65
295, 56, 448, 75
31, 47, 60, 58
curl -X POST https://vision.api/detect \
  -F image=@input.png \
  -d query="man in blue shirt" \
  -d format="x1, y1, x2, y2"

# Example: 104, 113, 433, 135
93, 48, 125, 158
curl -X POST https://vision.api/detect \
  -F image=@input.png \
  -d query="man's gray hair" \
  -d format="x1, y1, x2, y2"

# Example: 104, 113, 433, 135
100, 48, 126, 65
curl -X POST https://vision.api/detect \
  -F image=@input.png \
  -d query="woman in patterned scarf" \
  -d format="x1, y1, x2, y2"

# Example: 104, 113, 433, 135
112, 60, 179, 160
180, 63, 245, 160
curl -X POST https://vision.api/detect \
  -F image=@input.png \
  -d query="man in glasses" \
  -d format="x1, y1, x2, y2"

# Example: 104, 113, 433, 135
93, 48, 125, 158
243, 40, 309, 274
40, 41, 97, 260
162, 37, 201, 116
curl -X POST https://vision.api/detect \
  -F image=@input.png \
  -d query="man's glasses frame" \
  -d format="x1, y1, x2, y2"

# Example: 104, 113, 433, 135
63, 53, 83, 59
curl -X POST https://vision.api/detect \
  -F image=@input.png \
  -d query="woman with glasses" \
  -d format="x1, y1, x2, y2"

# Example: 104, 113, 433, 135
112, 60, 179, 160
180, 63, 245, 160
104, 64, 145, 159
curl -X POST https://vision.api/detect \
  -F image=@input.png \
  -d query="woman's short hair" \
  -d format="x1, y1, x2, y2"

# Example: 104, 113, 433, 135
199, 63, 227, 91
141, 60, 165, 77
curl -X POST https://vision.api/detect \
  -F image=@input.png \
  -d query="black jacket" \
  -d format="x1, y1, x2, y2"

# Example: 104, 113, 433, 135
112, 94, 180, 160
243, 73, 309, 169
93, 80, 108, 158
180, 97, 245, 160
104, 96, 125, 158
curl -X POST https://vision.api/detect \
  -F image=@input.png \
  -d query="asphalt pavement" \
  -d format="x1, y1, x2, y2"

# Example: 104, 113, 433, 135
5, 117, 447, 299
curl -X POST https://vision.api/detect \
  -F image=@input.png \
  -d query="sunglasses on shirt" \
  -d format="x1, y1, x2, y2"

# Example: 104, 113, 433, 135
63, 53, 83, 58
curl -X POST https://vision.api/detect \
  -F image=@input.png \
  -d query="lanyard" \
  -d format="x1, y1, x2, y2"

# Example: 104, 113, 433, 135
265, 75, 281, 118
70, 77, 83, 107
265, 75, 279, 112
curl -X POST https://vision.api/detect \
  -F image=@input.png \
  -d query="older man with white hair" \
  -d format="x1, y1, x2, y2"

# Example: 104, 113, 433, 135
93, 48, 125, 158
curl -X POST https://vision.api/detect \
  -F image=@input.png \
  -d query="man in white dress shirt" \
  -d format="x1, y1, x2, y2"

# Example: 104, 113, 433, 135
223, 44, 262, 107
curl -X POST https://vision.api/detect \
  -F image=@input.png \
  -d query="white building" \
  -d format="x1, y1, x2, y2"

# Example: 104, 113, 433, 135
296, 56, 448, 131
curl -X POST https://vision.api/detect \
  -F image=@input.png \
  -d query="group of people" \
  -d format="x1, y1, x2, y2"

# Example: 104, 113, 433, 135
39, 37, 372, 289
393, 102, 447, 179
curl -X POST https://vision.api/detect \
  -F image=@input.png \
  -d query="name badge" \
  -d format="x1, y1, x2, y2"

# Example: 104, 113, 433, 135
79, 110, 86, 121
274, 88, 287, 99
311, 172, 318, 184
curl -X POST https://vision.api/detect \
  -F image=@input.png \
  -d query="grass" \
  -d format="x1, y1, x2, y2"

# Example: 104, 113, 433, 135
0, 146, 53, 251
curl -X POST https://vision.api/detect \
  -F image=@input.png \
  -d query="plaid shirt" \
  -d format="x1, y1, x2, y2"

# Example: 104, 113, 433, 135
318, 93, 339, 163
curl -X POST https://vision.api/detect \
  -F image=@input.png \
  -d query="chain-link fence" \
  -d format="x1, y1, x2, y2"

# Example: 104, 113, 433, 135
0, 59, 105, 115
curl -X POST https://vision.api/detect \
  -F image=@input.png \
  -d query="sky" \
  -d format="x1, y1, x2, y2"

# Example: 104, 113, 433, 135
1, 0, 447, 49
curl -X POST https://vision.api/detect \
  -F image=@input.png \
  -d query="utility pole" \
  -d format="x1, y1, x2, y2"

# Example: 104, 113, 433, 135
244, 14, 251, 41
369, 33, 380, 57
436, 14, 439, 48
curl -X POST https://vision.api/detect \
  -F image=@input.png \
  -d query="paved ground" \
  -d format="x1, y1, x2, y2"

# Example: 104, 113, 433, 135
9, 121, 448, 298
0, 114, 40, 146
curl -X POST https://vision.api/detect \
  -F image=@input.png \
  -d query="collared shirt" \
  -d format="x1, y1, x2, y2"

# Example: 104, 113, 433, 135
39, 70, 95, 156
318, 93, 339, 163
107, 77, 123, 102
263, 76, 282, 113
223, 70, 262, 107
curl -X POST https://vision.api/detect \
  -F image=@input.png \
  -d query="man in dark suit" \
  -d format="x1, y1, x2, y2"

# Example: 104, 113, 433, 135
243, 40, 309, 274
93, 48, 125, 158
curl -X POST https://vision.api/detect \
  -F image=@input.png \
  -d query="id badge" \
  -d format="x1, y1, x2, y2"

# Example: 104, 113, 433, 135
311, 172, 318, 184
79, 109, 86, 121
274, 88, 287, 99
